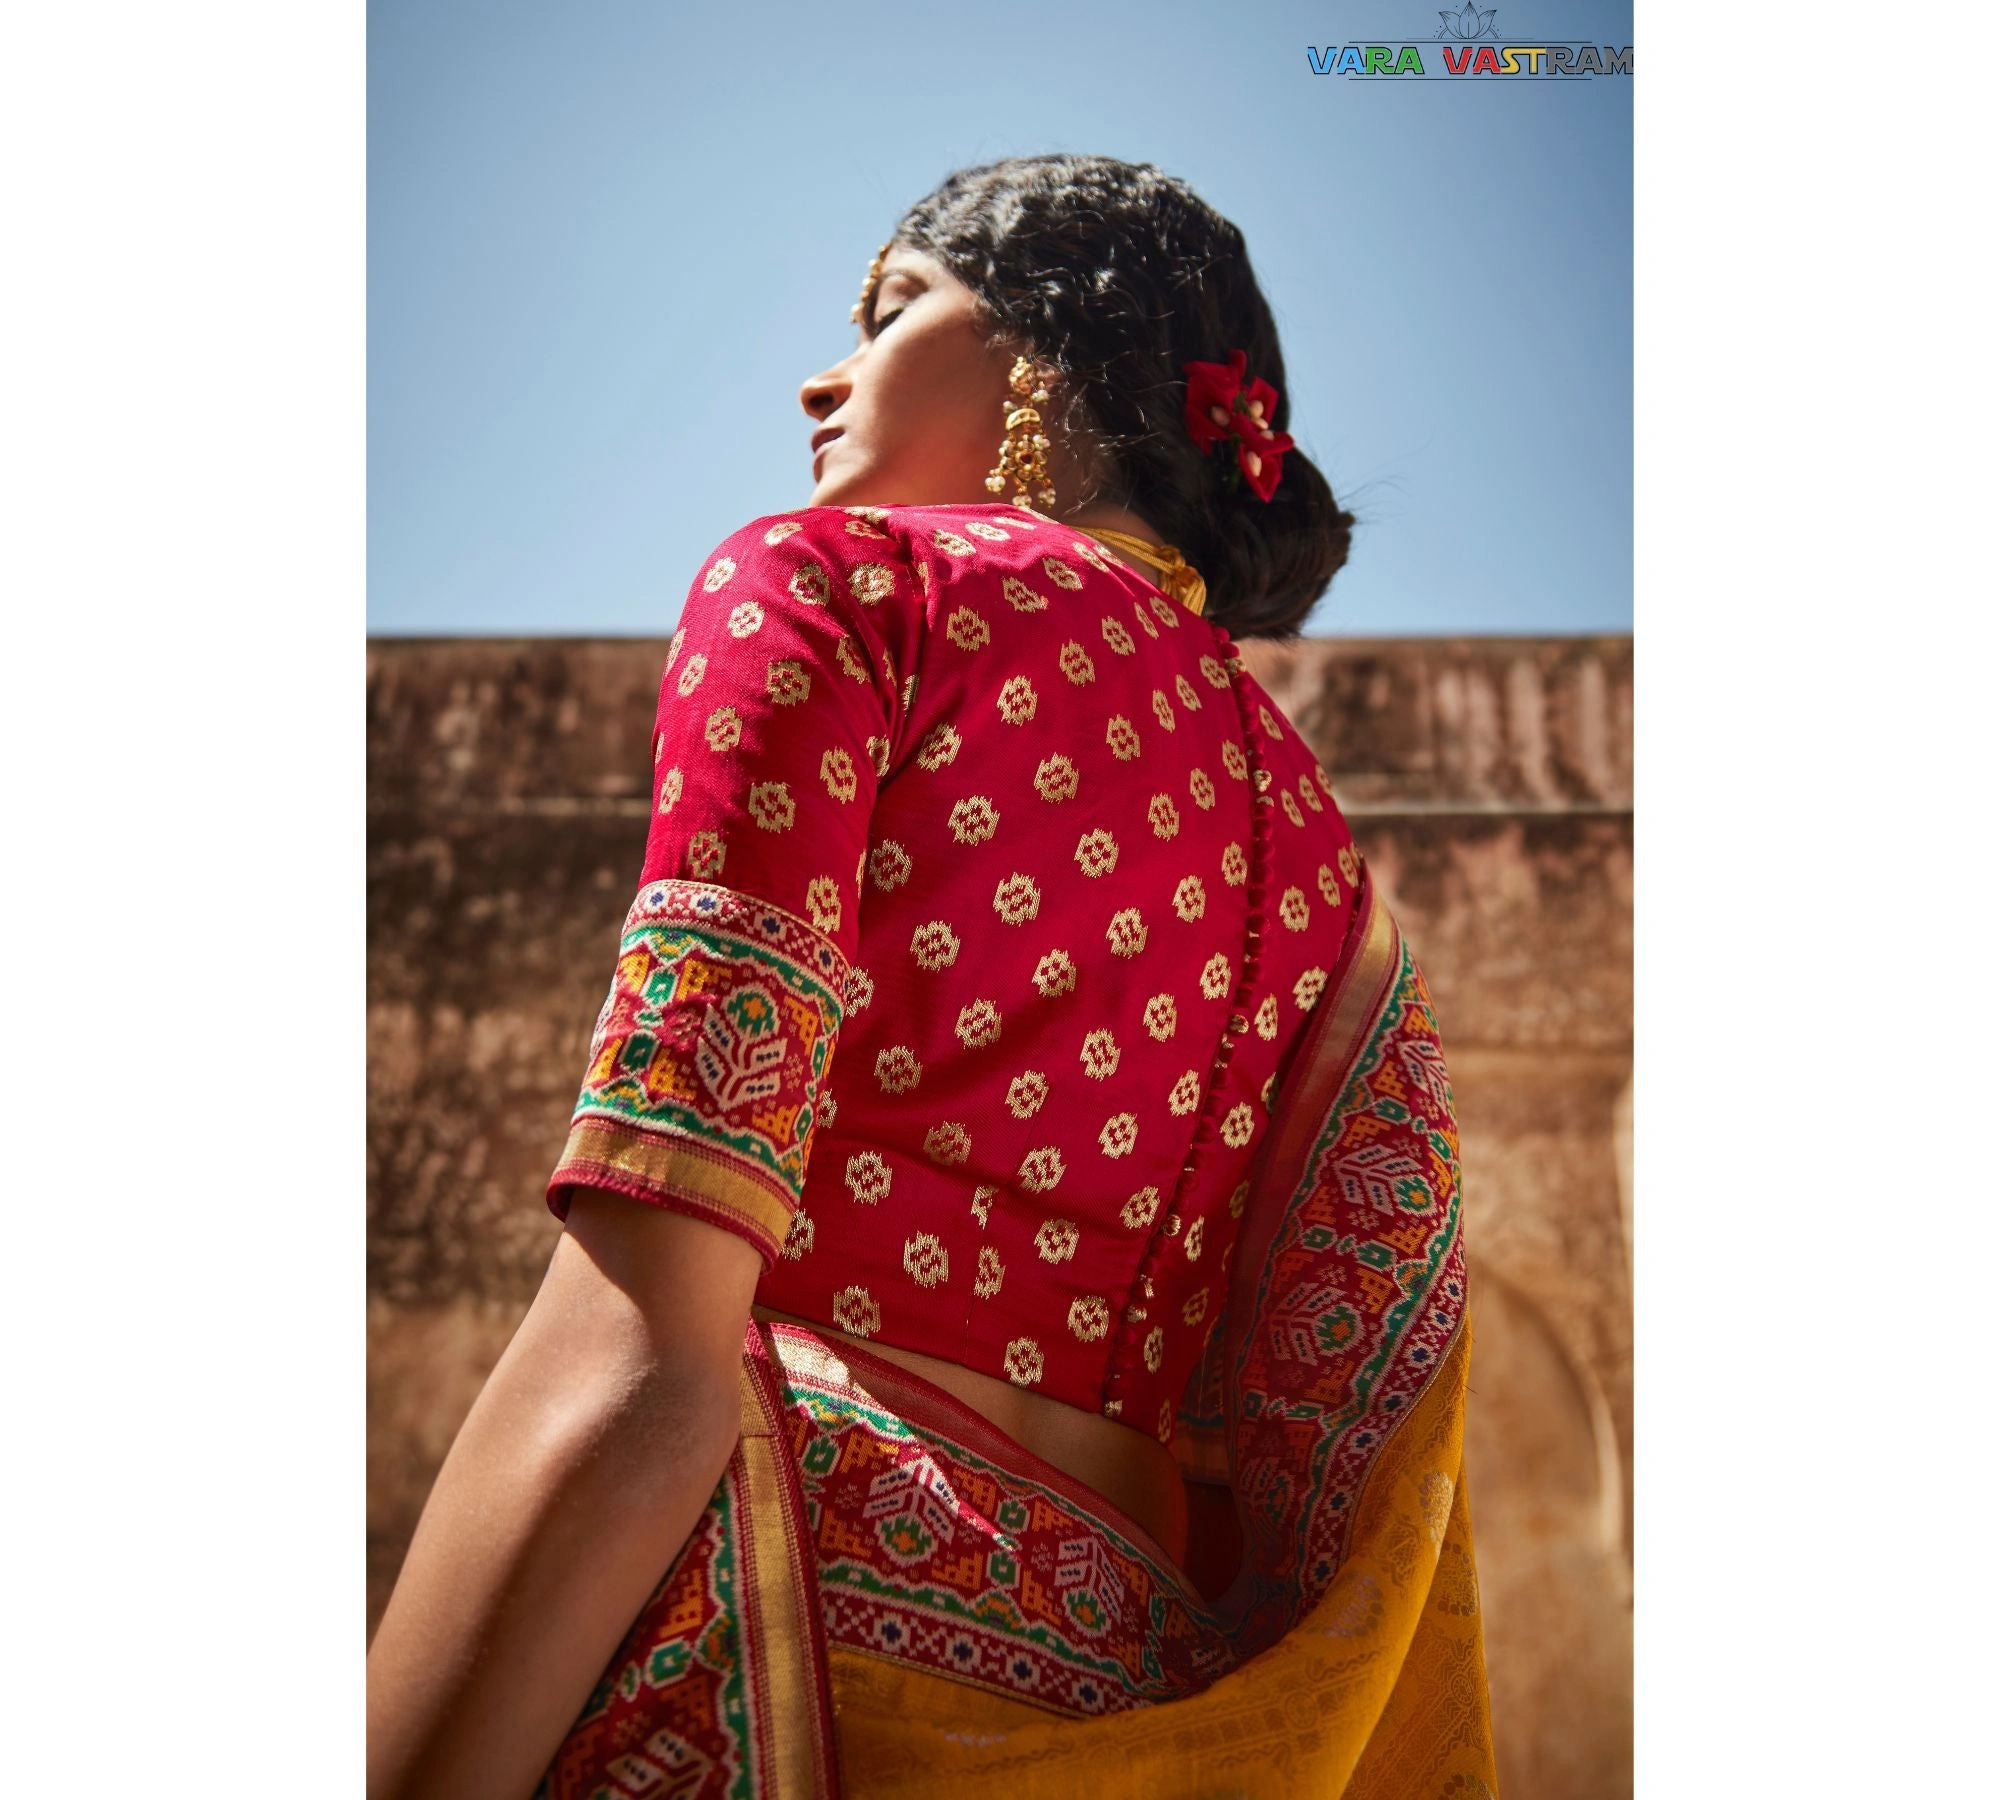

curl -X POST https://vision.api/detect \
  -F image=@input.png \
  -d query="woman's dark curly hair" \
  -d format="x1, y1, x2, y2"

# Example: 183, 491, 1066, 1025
886, 153, 1356, 641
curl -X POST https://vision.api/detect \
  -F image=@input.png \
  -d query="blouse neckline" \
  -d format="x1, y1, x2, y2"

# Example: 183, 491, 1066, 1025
995, 504, 1209, 621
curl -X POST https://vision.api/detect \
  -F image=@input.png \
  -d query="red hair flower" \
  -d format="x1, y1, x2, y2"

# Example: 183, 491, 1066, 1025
1181, 347, 1295, 502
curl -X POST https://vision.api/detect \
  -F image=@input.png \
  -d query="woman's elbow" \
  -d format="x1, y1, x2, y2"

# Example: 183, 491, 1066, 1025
515, 1315, 747, 1500
596, 1347, 745, 1481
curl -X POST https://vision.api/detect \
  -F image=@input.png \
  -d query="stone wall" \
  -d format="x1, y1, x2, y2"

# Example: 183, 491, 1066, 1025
367, 633, 1633, 1799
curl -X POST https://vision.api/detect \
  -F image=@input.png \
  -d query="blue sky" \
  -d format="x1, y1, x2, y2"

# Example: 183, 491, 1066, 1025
369, 0, 1632, 637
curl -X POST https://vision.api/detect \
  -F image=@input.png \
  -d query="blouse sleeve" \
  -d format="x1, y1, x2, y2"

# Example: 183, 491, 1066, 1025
546, 507, 927, 1268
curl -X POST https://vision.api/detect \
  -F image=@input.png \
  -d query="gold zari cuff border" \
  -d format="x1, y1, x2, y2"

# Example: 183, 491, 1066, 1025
554, 1118, 796, 1259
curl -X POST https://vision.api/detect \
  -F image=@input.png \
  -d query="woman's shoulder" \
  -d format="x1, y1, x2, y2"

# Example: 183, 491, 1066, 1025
674, 506, 944, 639
1230, 653, 1364, 860
695, 503, 914, 563
701, 499, 1038, 544
692, 501, 1111, 628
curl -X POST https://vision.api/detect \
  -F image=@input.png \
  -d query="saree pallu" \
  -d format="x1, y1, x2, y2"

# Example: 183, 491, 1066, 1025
534, 870, 1497, 1799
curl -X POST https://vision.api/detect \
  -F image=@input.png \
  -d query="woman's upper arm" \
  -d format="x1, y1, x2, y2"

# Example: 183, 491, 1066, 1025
544, 507, 928, 1275
538, 1187, 764, 1422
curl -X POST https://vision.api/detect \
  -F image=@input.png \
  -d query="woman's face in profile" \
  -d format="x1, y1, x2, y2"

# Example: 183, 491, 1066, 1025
800, 247, 1021, 509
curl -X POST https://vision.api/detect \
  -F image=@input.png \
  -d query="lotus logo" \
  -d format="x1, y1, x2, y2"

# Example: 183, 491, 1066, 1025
1436, 1, 1498, 37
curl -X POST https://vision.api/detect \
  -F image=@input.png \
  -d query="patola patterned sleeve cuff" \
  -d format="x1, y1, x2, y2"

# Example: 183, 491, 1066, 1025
545, 507, 927, 1267
547, 882, 851, 1267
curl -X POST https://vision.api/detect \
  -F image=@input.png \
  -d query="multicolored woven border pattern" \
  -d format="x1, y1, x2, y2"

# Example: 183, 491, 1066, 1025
548, 879, 850, 1266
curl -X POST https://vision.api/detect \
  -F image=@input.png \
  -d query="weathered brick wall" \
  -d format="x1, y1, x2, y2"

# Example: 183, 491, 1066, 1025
367, 634, 1633, 1800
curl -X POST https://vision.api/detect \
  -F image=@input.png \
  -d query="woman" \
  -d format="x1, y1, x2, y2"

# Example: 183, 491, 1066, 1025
367, 153, 1496, 1799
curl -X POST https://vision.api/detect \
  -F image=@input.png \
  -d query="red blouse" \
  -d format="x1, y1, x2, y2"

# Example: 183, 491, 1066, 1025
547, 501, 1366, 1442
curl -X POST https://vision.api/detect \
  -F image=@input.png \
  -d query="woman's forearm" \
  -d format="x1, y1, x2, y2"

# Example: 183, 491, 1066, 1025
365, 1291, 743, 1800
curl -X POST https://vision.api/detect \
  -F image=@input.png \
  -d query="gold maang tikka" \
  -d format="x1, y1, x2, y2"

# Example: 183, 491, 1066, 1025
986, 355, 1057, 510
850, 240, 893, 327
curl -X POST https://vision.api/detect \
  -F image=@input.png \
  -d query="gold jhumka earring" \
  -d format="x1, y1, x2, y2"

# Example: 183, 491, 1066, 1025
985, 354, 1057, 510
